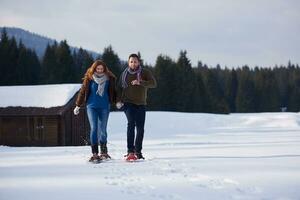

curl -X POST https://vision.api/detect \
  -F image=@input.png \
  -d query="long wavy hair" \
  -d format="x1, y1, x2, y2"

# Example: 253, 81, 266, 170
83, 60, 116, 80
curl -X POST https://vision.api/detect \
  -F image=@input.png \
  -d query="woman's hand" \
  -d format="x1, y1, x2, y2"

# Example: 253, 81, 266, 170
73, 106, 80, 115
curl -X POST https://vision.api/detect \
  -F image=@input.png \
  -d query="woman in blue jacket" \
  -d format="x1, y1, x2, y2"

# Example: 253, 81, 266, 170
74, 60, 116, 162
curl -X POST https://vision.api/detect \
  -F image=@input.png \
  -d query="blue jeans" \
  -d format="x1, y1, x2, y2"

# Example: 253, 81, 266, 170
86, 107, 110, 145
124, 103, 146, 153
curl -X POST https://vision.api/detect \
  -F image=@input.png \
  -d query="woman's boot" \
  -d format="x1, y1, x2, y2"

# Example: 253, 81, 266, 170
100, 143, 111, 159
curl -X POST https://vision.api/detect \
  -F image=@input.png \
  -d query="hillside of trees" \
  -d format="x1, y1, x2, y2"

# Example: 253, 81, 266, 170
1, 29, 299, 113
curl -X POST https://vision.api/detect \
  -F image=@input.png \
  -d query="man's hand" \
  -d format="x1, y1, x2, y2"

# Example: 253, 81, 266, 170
116, 102, 124, 109
131, 80, 140, 85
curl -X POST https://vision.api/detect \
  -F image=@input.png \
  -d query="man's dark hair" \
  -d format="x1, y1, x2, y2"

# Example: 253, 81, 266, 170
128, 53, 140, 62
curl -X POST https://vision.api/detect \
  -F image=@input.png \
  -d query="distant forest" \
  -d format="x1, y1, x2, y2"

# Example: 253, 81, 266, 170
0, 29, 299, 113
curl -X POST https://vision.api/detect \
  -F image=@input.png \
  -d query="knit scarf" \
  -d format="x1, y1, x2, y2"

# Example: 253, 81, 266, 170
92, 73, 108, 96
121, 66, 142, 88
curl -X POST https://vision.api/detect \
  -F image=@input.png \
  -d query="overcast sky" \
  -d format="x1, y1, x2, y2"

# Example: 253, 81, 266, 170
0, 0, 299, 67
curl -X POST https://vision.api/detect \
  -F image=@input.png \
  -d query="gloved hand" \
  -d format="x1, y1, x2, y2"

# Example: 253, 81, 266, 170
116, 102, 124, 109
73, 106, 80, 115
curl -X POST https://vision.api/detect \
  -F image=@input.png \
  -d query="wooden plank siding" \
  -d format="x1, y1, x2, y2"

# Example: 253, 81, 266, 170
43, 117, 59, 146
71, 107, 89, 146
0, 116, 60, 146
0, 117, 28, 146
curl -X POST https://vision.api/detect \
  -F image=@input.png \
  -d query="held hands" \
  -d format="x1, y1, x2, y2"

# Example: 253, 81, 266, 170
116, 102, 124, 109
73, 106, 80, 115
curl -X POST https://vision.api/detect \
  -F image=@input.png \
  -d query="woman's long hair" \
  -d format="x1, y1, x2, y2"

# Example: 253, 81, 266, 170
83, 60, 116, 80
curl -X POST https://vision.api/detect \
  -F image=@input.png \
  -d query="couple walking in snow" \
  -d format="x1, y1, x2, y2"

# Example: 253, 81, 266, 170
73, 54, 157, 162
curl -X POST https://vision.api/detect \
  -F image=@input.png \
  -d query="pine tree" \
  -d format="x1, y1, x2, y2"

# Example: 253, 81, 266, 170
137, 51, 144, 67
73, 47, 94, 81
27, 49, 41, 84
4, 36, 19, 85
41, 43, 58, 84
288, 67, 300, 111
274, 66, 290, 110
225, 69, 238, 112
16, 41, 30, 84
56, 40, 76, 83
204, 69, 229, 113
0, 28, 10, 85
150, 55, 177, 111
100, 45, 122, 77
193, 67, 208, 112
236, 66, 256, 112
254, 68, 280, 112
174, 50, 198, 112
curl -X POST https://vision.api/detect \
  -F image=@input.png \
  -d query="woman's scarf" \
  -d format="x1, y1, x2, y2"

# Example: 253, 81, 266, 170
92, 73, 108, 96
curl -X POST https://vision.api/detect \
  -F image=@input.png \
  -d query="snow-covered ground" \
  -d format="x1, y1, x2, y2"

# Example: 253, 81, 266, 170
1, 112, 300, 200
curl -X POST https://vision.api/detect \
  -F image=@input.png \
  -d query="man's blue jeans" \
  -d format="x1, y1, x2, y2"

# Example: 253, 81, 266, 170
124, 103, 146, 153
86, 106, 110, 145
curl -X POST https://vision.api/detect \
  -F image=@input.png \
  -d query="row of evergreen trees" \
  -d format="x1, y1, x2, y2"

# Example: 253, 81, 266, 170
0, 30, 40, 85
0, 30, 299, 113
147, 52, 300, 113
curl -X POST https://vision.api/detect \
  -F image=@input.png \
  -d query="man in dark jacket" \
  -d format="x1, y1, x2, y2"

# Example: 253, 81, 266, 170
117, 53, 157, 161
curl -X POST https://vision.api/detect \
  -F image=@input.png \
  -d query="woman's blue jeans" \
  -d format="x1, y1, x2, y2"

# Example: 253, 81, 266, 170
86, 107, 110, 145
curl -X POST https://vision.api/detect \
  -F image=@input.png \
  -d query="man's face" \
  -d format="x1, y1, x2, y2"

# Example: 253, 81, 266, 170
128, 57, 140, 70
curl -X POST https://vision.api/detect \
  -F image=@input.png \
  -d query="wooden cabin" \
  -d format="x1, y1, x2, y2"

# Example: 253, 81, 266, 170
0, 84, 89, 146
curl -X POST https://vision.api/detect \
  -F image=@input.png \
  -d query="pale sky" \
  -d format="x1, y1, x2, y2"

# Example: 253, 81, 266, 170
0, 0, 299, 67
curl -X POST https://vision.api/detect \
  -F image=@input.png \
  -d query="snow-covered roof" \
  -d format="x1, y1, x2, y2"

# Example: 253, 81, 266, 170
0, 84, 81, 108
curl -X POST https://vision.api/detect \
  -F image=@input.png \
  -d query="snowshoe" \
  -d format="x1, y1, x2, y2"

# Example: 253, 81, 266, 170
135, 152, 145, 160
125, 153, 138, 162
99, 153, 111, 160
89, 154, 102, 163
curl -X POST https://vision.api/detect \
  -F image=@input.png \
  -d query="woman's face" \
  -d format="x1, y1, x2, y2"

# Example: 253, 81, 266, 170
95, 65, 105, 74
128, 57, 140, 70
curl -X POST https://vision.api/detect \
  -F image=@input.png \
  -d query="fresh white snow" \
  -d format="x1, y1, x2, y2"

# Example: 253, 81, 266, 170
0, 84, 81, 108
1, 112, 300, 200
